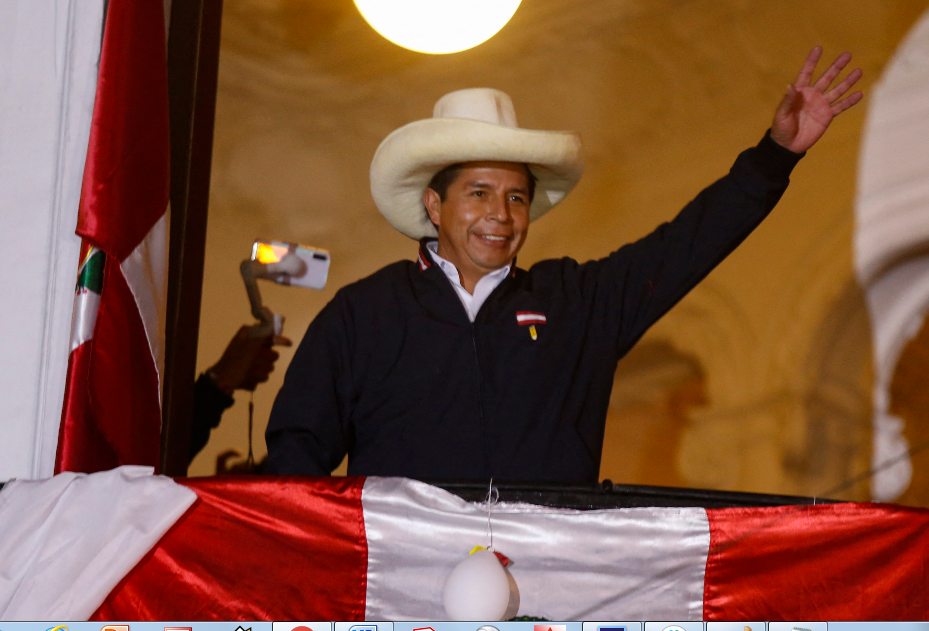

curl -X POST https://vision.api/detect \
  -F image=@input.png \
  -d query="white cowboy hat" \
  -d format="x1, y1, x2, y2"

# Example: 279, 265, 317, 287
370, 88, 584, 240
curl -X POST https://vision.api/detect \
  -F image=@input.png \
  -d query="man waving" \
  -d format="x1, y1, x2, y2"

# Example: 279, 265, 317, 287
266, 47, 862, 482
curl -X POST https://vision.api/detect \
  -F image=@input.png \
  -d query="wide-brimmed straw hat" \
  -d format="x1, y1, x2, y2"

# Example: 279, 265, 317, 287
370, 88, 584, 240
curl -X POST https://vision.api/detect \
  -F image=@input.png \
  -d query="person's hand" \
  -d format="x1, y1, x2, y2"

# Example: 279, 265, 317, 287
209, 326, 293, 392
770, 46, 863, 154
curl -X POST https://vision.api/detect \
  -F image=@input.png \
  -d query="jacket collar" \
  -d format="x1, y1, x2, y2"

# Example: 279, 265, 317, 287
417, 238, 435, 271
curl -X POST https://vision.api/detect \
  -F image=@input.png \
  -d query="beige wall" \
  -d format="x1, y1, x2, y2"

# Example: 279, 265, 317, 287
190, 0, 928, 502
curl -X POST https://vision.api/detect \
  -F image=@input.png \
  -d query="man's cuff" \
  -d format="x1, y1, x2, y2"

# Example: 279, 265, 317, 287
751, 129, 805, 183
195, 373, 236, 419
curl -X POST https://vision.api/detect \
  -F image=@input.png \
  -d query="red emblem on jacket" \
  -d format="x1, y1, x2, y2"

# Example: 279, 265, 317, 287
516, 311, 546, 325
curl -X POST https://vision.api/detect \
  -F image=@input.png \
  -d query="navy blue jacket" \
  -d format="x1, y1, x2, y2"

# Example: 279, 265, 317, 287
265, 132, 803, 483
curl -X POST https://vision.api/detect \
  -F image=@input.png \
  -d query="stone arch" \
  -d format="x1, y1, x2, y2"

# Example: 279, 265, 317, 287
855, 6, 929, 500
782, 280, 873, 500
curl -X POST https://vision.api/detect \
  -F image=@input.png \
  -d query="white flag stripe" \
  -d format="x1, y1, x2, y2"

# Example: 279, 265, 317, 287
70, 289, 101, 350
516, 313, 546, 324
120, 209, 169, 398
362, 477, 709, 621
0, 466, 196, 620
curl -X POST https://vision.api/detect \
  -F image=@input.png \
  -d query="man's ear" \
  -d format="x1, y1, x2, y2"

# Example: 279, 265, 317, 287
423, 188, 442, 227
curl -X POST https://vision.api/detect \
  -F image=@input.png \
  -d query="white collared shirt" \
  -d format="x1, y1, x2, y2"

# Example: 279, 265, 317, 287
426, 241, 511, 322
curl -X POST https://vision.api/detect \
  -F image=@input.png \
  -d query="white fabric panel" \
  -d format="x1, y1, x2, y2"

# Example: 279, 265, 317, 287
121, 210, 170, 397
362, 477, 709, 622
0, 466, 196, 621
855, 6, 929, 501
70, 289, 101, 351
0, 0, 105, 480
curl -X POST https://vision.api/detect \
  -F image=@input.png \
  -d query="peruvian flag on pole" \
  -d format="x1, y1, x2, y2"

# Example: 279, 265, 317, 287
55, 0, 170, 473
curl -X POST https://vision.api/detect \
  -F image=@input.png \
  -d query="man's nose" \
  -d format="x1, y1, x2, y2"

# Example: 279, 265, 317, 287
487, 193, 511, 222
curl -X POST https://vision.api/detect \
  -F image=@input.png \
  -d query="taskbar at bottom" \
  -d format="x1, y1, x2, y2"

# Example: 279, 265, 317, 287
10, 619, 929, 631
9, 621, 929, 631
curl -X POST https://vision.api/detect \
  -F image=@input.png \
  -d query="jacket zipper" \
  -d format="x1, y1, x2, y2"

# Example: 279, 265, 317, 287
470, 322, 491, 478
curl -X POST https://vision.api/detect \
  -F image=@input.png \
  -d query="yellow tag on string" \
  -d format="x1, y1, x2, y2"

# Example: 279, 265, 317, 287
529, 324, 538, 340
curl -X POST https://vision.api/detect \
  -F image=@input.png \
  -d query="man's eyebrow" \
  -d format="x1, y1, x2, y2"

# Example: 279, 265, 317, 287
465, 180, 529, 194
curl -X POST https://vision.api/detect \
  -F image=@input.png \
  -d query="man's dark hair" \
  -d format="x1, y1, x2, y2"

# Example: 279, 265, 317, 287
426, 162, 537, 202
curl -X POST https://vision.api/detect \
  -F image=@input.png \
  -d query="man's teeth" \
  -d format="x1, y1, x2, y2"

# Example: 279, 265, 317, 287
481, 235, 506, 241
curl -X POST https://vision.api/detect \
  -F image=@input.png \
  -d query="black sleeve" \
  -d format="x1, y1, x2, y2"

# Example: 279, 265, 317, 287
264, 292, 355, 475
578, 130, 803, 356
189, 373, 235, 463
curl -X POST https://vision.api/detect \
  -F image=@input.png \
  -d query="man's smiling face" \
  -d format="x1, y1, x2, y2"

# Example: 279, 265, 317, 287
423, 161, 531, 292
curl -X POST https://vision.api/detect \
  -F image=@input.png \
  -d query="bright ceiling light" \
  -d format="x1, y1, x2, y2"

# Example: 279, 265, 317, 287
354, 0, 522, 55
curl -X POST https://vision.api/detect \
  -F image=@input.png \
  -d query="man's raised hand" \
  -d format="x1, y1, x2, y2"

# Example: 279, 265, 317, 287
770, 46, 863, 154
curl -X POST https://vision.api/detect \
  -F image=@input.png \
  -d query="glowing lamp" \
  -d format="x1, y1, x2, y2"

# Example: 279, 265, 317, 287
353, 0, 522, 55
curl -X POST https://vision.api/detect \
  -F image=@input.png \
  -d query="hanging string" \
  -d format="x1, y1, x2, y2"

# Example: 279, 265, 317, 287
819, 436, 929, 499
715, 436, 929, 555
246, 390, 255, 470
484, 477, 499, 550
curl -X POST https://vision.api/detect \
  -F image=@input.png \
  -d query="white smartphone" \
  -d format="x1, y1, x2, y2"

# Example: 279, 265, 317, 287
250, 239, 330, 290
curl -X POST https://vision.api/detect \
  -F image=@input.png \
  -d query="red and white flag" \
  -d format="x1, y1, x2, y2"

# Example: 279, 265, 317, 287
56, 0, 170, 473
87, 477, 929, 621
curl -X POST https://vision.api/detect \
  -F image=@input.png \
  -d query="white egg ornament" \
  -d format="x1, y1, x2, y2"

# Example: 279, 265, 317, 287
443, 548, 511, 621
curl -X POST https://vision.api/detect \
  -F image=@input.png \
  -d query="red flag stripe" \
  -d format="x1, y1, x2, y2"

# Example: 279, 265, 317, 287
76, 0, 169, 262
92, 477, 369, 621
704, 503, 929, 620
54, 343, 119, 473
94, 261, 161, 466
